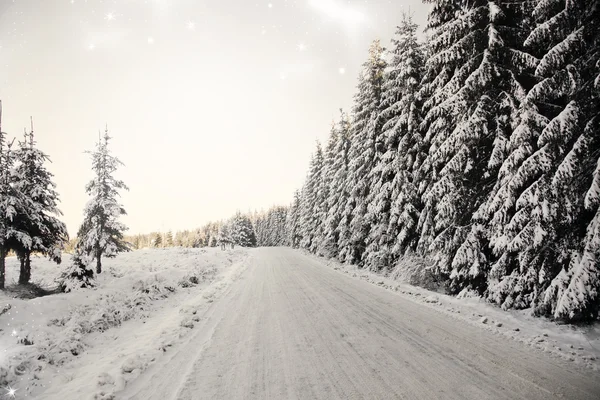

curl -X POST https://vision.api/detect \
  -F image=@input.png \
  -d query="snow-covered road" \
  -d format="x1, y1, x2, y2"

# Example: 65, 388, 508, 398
119, 248, 600, 400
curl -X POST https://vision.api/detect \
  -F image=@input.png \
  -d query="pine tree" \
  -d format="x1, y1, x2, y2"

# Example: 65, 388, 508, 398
339, 40, 387, 265
299, 144, 325, 251
364, 14, 426, 271
418, 0, 536, 294
522, 0, 600, 321
165, 230, 173, 247
12, 121, 68, 284
0, 102, 34, 290
153, 232, 162, 248
218, 221, 233, 247
314, 123, 339, 256
286, 190, 302, 247
230, 212, 257, 247
320, 112, 351, 259
60, 128, 130, 290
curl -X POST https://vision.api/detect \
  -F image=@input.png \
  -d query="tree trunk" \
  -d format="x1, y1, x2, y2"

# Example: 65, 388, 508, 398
18, 252, 27, 284
0, 247, 5, 289
96, 249, 102, 274
25, 252, 31, 283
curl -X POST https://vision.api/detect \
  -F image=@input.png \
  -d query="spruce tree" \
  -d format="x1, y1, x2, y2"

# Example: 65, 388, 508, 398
521, 0, 600, 321
230, 212, 257, 247
0, 102, 34, 290
418, 0, 535, 294
321, 112, 351, 259
286, 190, 302, 247
60, 128, 130, 290
218, 222, 233, 247
364, 15, 425, 271
12, 122, 68, 284
315, 123, 339, 256
339, 40, 387, 265
299, 144, 325, 251
153, 232, 162, 248
165, 230, 173, 247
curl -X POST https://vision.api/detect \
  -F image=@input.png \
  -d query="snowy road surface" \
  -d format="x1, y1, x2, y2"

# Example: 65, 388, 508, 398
119, 248, 600, 400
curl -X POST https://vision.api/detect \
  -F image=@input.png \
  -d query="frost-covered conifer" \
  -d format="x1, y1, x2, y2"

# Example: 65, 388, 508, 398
0, 102, 35, 289
418, 0, 535, 293
321, 112, 351, 259
165, 230, 174, 247
523, 0, 600, 321
286, 190, 302, 247
339, 40, 387, 265
59, 128, 130, 291
364, 15, 425, 271
230, 212, 257, 247
12, 124, 68, 284
299, 144, 325, 251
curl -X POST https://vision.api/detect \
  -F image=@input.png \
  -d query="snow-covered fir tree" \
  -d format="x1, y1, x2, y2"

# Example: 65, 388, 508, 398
11, 124, 68, 284
217, 221, 233, 247
0, 103, 37, 289
60, 128, 130, 291
286, 190, 302, 247
299, 143, 325, 251
320, 113, 351, 258
417, 0, 535, 294
339, 40, 387, 265
364, 14, 425, 271
230, 212, 257, 247
524, 0, 600, 321
152, 232, 162, 248
165, 230, 174, 247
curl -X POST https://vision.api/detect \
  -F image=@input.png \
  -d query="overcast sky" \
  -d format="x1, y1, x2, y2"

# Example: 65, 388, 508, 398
0, 0, 429, 236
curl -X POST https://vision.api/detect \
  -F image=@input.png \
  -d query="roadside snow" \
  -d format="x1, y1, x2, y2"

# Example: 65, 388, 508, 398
0, 247, 250, 399
312, 251, 600, 371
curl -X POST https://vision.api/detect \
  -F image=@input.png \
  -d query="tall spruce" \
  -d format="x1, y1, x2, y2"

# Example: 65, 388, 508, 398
12, 121, 68, 284
0, 102, 34, 289
60, 128, 129, 291
418, 0, 535, 294
316, 123, 339, 256
299, 143, 325, 251
523, 0, 600, 321
364, 15, 426, 271
339, 40, 387, 265
286, 190, 302, 247
230, 212, 257, 247
322, 112, 351, 259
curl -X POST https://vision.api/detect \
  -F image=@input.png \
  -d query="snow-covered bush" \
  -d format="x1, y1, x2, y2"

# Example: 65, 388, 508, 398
388, 254, 441, 291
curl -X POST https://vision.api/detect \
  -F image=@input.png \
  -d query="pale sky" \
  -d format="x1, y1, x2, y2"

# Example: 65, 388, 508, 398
0, 0, 429, 236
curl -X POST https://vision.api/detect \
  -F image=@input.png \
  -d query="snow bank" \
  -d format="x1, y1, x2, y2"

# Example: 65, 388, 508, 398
311, 251, 600, 372
0, 247, 250, 399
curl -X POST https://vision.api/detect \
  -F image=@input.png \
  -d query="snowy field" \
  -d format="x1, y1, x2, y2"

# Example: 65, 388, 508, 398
0, 248, 250, 400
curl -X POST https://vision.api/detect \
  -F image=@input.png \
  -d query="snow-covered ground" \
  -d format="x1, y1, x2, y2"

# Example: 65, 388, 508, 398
116, 248, 600, 399
307, 251, 600, 371
2, 247, 599, 400
0, 247, 250, 399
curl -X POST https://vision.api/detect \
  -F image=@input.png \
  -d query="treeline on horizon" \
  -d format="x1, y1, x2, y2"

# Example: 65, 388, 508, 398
118, 206, 289, 250
282, 1, 600, 323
